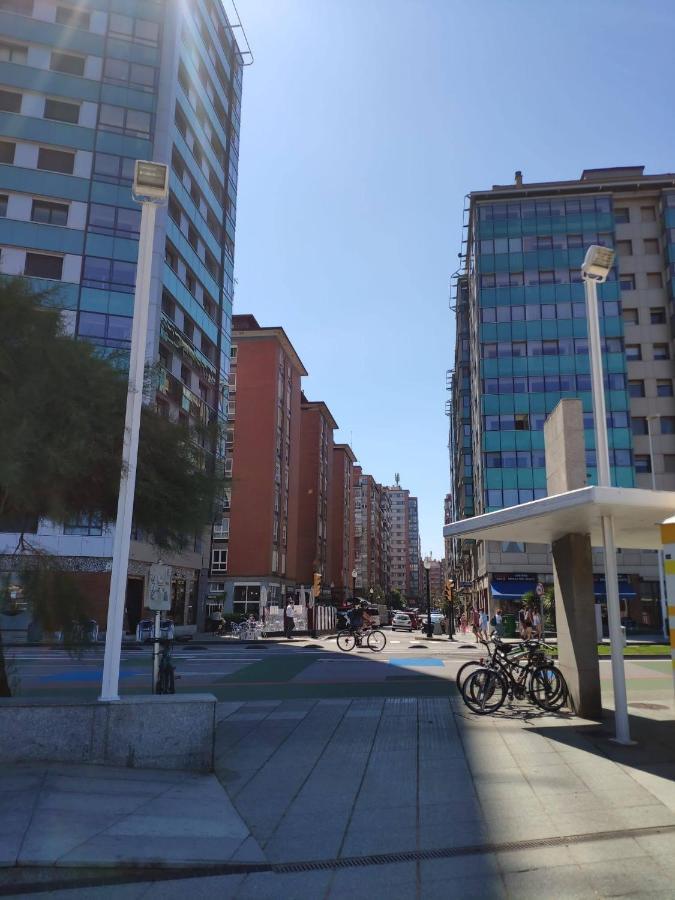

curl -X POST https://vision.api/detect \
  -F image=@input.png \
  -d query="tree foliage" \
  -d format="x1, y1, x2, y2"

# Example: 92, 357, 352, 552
0, 278, 219, 549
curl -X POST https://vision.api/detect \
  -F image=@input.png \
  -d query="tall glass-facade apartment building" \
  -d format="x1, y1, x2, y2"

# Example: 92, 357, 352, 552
448, 167, 675, 629
0, 0, 247, 633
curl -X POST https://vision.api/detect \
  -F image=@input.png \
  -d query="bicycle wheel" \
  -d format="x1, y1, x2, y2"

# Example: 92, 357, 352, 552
461, 668, 507, 715
528, 664, 567, 711
456, 660, 484, 692
337, 630, 356, 651
367, 630, 386, 652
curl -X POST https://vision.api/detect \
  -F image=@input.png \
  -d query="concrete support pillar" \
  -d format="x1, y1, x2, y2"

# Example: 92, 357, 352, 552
551, 533, 602, 717
545, 399, 602, 718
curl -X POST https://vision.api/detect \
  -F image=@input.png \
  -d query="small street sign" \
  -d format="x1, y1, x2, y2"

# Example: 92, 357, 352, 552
148, 564, 172, 611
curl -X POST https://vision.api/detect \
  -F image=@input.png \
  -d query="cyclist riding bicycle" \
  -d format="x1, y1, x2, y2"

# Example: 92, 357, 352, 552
348, 600, 373, 636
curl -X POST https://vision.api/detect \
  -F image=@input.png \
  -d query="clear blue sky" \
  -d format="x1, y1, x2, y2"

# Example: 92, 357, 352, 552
232, 0, 675, 558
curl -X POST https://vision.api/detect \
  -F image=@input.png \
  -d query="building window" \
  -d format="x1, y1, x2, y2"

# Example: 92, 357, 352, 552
210, 548, 228, 572
0, 141, 15, 164
227, 400, 236, 417
614, 207, 630, 224
664, 455, 675, 474
628, 380, 645, 398
64, 513, 102, 536
625, 344, 642, 361
82, 257, 137, 293
0, 0, 33, 14
93, 152, 135, 184
108, 14, 160, 46
88, 203, 141, 237
631, 417, 648, 436
653, 343, 670, 361
0, 41, 27, 63
213, 518, 229, 539
55, 5, 91, 28
224, 457, 233, 476
0, 194, 7, 216
78, 311, 132, 346
616, 240, 632, 256
24, 252, 63, 279
37, 147, 74, 174
49, 51, 85, 76
232, 584, 260, 616
634, 455, 652, 474
99, 104, 151, 138
640, 206, 656, 223
623, 308, 638, 325
619, 274, 636, 291
31, 199, 69, 225
657, 379, 674, 397
44, 97, 80, 124
103, 57, 155, 90
661, 417, 675, 435
647, 274, 663, 290
0, 89, 21, 113
643, 239, 660, 255
228, 372, 236, 391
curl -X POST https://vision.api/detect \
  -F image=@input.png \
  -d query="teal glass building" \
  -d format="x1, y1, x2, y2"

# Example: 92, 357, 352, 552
0, 0, 250, 632
448, 167, 675, 630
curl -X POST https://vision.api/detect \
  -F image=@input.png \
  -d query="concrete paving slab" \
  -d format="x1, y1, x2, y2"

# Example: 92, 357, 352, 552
580, 856, 675, 897
567, 835, 647, 865
502, 863, 589, 899
235, 869, 332, 899
143, 873, 245, 898
18, 810, 124, 865
421, 872, 506, 900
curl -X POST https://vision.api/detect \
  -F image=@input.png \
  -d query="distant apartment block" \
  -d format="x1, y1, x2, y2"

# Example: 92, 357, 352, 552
330, 443, 356, 602
296, 395, 337, 587
448, 166, 675, 629
0, 0, 248, 635
218, 314, 306, 615
384, 484, 421, 602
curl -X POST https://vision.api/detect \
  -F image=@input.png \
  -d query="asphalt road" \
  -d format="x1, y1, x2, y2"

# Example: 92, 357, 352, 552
4, 630, 673, 706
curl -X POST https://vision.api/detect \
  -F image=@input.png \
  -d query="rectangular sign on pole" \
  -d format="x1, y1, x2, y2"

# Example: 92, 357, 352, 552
148, 564, 172, 611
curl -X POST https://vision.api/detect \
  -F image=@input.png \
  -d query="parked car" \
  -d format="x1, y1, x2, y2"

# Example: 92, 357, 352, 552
391, 612, 414, 632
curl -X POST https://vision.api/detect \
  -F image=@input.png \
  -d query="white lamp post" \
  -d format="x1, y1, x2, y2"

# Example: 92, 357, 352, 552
646, 415, 669, 639
100, 161, 169, 702
582, 244, 632, 744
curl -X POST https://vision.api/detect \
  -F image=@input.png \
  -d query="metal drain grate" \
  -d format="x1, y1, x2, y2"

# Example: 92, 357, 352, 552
4, 823, 675, 895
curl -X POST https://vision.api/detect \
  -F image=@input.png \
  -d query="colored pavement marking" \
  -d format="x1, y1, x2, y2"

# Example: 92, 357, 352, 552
217, 654, 320, 683
37, 670, 145, 683
388, 658, 445, 667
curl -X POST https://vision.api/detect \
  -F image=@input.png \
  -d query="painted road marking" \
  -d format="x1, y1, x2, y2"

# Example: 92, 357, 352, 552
389, 659, 445, 667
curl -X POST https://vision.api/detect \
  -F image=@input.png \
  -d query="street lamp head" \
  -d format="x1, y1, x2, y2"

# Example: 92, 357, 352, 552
423, 557, 431, 571
132, 160, 169, 203
581, 245, 615, 283
351, 568, 358, 580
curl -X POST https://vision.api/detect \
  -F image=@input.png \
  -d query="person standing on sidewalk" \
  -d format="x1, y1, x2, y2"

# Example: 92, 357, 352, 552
284, 599, 296, 640
471, 605, 480, 641
479, 608, 489, 641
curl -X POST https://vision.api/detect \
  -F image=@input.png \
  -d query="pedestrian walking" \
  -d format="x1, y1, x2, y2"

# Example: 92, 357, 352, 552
471, 605, 480, 642
460, 610, 467, 634
533, 608, 542, 639
479, 609, 489, 641
284, 599, 296, 640
491, 608, 504, 637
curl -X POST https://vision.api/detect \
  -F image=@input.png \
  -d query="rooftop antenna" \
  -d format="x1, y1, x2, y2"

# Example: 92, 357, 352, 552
395, 472, 400, 487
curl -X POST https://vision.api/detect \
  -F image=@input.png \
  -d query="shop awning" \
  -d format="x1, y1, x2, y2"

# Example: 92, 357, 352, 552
491, 579, 537, 600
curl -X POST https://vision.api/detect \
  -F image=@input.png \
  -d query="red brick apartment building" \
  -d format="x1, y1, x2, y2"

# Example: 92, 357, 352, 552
296, 396, 337, 588
211, 314, 307, 616
330, 443, 357, 603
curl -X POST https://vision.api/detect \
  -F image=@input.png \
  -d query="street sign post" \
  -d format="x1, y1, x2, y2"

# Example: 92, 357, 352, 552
148, 563, 171, 693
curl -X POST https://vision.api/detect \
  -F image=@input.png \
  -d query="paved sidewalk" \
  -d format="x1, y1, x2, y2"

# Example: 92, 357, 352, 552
0, 762, 262, 869
212, 696, 675, 898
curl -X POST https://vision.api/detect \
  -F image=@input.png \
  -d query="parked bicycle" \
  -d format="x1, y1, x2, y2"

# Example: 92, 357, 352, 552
459, 636, 567, 715
337, 626, 387, 652
155, 639, 176, 694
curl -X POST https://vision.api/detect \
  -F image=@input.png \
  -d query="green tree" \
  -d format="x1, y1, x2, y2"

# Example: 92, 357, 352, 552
389, 588, 404, 610
0, 279, 222, 695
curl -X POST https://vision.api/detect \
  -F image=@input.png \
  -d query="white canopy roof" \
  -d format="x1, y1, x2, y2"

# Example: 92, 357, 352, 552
443, 486, 675, 551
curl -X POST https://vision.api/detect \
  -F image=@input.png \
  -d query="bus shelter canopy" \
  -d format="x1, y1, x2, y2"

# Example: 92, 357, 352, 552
443, 486, 675, 552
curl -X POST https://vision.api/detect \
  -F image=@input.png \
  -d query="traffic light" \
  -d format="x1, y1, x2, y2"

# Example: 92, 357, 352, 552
444, 580, 453, 603
312, 572, 322, 598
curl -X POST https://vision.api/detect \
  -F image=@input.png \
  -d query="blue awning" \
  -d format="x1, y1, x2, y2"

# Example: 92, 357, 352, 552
491, 579, 536, 600
491, 578, 636, 600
